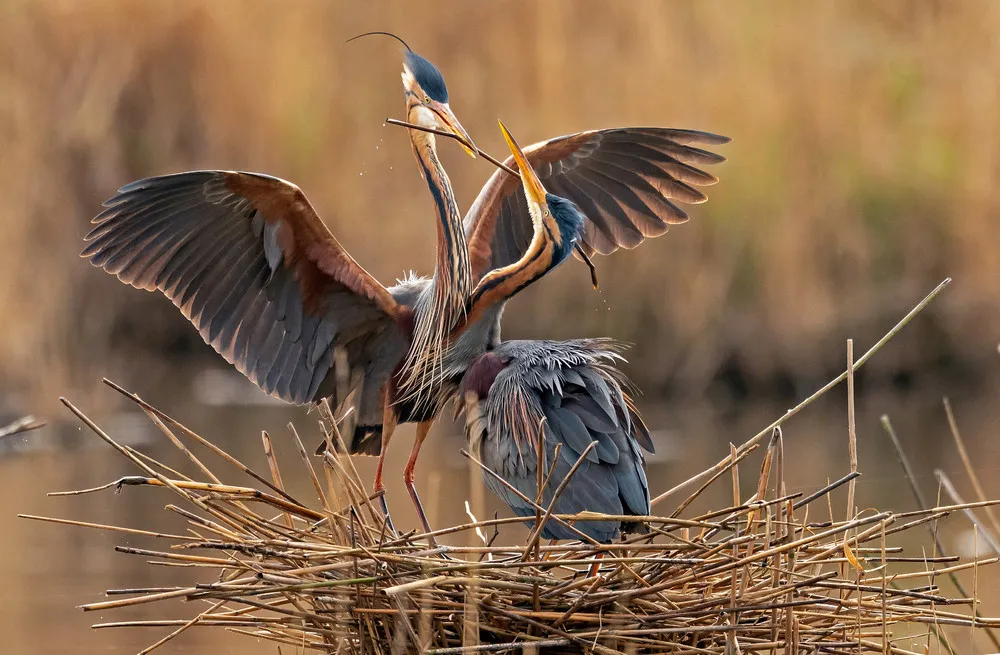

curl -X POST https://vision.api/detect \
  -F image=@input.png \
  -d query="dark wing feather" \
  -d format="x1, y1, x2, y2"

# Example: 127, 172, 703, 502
464, 127, 730, 279
83, 171, 406, 406
473, 341, 652, 543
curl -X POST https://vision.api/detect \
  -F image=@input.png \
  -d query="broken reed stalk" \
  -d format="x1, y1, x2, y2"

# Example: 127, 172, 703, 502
944, 398, 1000, 538
0, 415, 45, 439
652, 276, 952, 509
846, 338, 858, 521
881, 414, 1000, 652
23, 277, 1000, 653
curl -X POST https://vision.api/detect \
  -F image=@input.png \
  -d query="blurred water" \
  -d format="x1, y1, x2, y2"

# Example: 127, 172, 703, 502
3, 368, 1000, 653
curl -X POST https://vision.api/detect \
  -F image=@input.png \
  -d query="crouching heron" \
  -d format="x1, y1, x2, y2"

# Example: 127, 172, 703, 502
456, 123, 652, 544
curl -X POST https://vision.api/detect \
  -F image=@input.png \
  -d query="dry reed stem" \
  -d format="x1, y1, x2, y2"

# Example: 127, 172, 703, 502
0, 415, 45, 439
23, 277, 1000, 653
881, 414, 999, 652
652, 278, 951, 509
934, 472, 1000, 556
35, 389, 1000, 653
943, 398, 1000, 539
846, 339, 857, 522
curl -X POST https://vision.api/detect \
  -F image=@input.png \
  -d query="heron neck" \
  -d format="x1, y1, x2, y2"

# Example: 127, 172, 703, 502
397, 124, 474, 398
454, 225, 556, 336
410, 130, 472, 303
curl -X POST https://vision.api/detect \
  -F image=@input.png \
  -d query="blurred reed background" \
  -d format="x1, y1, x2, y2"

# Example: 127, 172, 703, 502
5, 2, 1000, 653
3, 0, 999, 417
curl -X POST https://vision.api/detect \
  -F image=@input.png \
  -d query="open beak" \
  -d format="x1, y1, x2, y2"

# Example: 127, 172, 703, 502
431, 101, 477, 158
498, 120, 547, 209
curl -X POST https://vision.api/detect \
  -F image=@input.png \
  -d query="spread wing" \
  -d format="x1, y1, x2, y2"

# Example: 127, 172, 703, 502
82, 171, 406, 405
464, 128, 730, 279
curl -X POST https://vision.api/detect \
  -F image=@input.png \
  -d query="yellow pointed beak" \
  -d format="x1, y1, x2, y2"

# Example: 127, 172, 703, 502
498, 120, 547, 209
432, 101, 477, 158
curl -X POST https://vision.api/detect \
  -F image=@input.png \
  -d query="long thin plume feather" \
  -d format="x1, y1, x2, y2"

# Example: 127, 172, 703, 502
345, 31, 413, 51
397, 261, 470, 407
395, 128, 473, 408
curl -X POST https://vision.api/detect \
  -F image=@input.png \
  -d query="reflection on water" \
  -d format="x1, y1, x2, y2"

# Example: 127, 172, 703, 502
3, 369, 1000, 653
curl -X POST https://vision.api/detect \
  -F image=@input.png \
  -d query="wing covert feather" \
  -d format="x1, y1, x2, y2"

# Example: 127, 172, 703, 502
464, 128, 729, 279
83, 171, 405, 405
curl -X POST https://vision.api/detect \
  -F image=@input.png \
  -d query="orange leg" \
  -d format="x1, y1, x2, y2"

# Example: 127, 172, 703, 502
587, 551, 605, 578
403, 419, 436, 546
373, 400, 399, 532
541, 538, 558, 562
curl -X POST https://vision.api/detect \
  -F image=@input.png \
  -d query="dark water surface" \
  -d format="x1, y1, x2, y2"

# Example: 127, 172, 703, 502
4, 369, 1000, 654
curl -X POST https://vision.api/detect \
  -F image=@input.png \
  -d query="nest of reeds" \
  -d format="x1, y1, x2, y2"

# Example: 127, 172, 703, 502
21, 279, 1000, 653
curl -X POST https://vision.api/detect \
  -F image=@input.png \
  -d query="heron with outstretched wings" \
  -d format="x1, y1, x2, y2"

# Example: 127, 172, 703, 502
83, 36, 726, 538
83, 42, 478, 534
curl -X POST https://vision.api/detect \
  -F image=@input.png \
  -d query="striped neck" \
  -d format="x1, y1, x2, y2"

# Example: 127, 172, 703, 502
455, 218, 559, 336
410, 128, 472, 301
398, 111, 473, 396
450, 194, 583, 341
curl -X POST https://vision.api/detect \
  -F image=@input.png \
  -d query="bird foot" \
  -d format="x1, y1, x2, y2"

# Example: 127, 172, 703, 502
377, 493, 396, 536
587, 551, 606, 578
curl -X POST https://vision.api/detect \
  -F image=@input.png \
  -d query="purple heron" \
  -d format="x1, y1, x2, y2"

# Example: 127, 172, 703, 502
82, 38, 725, 537
82, 43, 477, 532
456, 122, 650, 543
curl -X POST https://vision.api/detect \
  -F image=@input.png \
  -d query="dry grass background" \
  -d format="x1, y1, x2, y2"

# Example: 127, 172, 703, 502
3, 0, 999, 413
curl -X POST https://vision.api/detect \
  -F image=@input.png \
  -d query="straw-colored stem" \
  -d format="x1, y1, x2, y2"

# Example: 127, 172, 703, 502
653, 277, 951, 508
846, 339, 857, 521
944, 398, 1000, 538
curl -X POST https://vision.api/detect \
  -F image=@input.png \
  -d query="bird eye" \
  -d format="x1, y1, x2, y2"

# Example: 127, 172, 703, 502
424, 95, 431, 103
544, 209, 550, 216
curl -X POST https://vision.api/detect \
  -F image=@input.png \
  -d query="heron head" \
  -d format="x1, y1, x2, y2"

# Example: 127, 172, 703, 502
401, 51, 477, 158
543, 195, 586, 265
498, 121, 585, 269
346, 31, 477, 157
